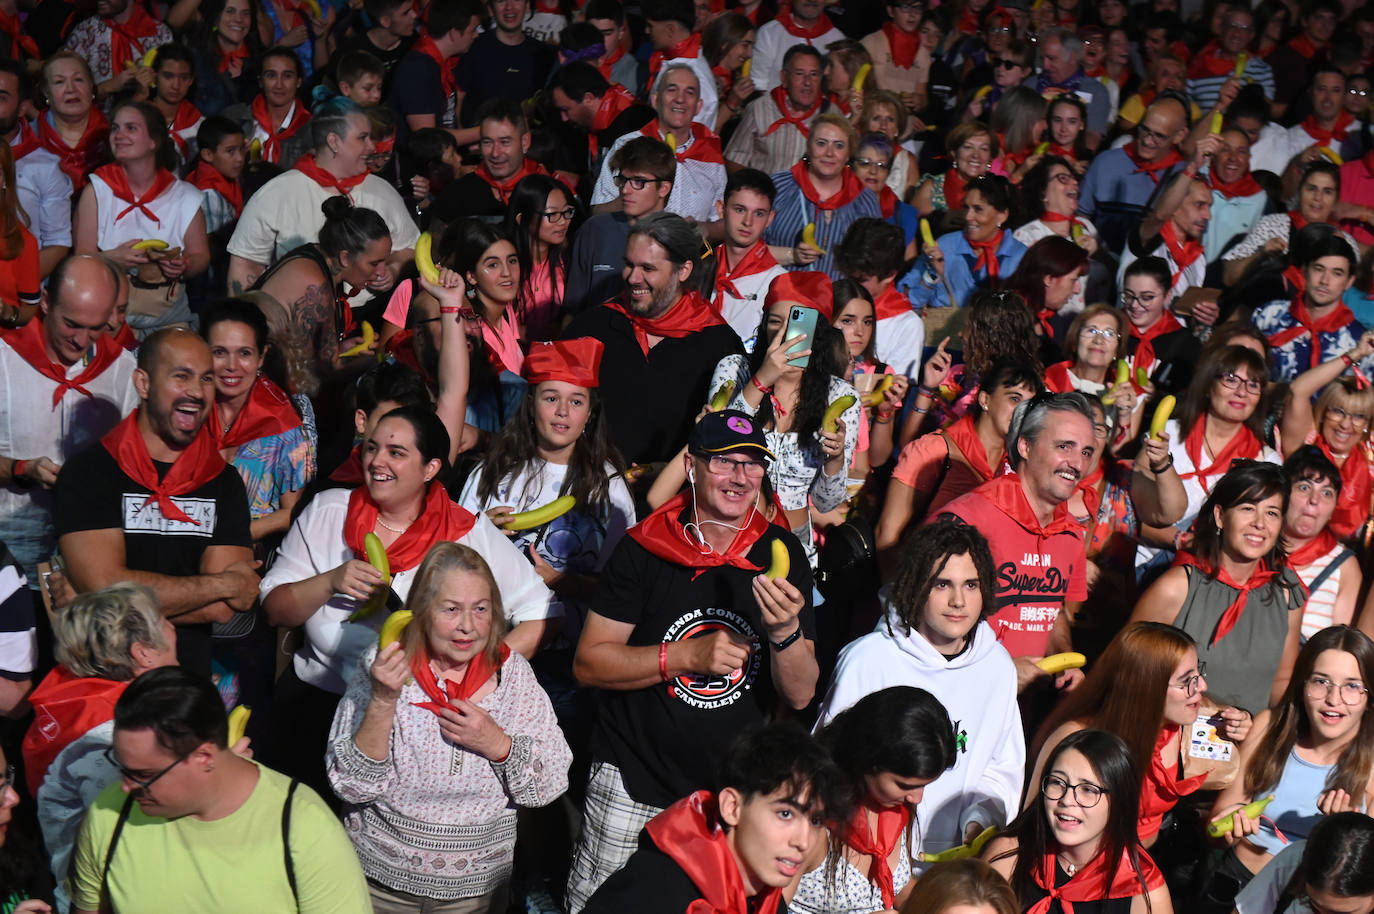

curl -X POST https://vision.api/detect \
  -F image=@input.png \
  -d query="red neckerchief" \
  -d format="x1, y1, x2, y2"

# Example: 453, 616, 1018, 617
1036, 308, 1059, 339
790, 160, 865, 211
873, 285, 910, 321
1172, 552, 1279, 645
1268, 296, 1357, 369
1, 314, 122, 409
329, 443, 364, 485
409, 641, 510, 717
21, 667, 129, 793
647, 791, 786, 914
1123, 143, 1183, 184
1288, 34, 1325, 60
111, 322, 137, 351
627, 490, 768, 575
166, 99, 202, 158
92, 164, 176, 224
218, 41, 249, 73
882, 21, 920, 69
596, 44, 626, 83
1289, 210, 1312, 231
0, 9, 38, 60
1282, 264, 1306, 299
943, 168, 969, 212
187, 160, 243, 216
1139, 725, 1209, 840
293, 152, 368, 202
605, 291, 726, 356
877, 184, 898, 219
845, 804, 910, 909
250, 95, 310, 164
1043, 141, 1078, 158
955, 6, 980, 34
1209, 169, 1262, 199
100, 411, 225, 525
763, 86, 821, 138
977, 472, 1080, 537
589, 84, 638, 157
1078, 461, 1105, 516
1044, 360, 1076, 393
968, 229, 1005, 278
1027, 847, 1164, 914
714, 240, 777, 304
473, 158, 546, 205
1287, 527, 1340, 569
775, 3, 834, 39
648, 32, 703, 84
1042, 211, 1087, 233
38, 110, 108, 190
945, 413, 996, 482
712, 63, 735, 97
9, 119, 40, 161
1187, 41, 1239, 78
210, 377, 300, 451
1180, 419, 1263, 493
1129, 310, 1183, 379
104, 5, 159, 68
641, 120, 725, 164
1159, 221, 1203, 288
1316, 437, 1373, 538
1301, 111, 1354, 147
412, 33, 457, 99
344, 483, 477, 574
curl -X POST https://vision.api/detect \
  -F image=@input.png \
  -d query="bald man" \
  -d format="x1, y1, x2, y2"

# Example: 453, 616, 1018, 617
53, 328, 257, 676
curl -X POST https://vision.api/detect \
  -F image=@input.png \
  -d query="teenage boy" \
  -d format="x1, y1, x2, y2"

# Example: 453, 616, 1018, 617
714, 169, 784, 350
584, 0, 638, 92
147, 44, 202, 168
454, 0, 556, 127
581, 722, 845, 913
1251, 236, 1367, 382
333, 0, 418, 80
386, 0, 482, 144
834, 218, 924, 378
335, 50, 385, 106
187, 116, 246, 299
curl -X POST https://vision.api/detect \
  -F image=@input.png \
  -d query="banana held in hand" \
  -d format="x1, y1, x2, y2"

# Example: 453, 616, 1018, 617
822, 395, 857, 433
1136, 366, 1150, 388
1317, 146, 1344, 165
920, 218, 936, 248
741, 59, 751, 78
863, 374, 894, 407
379, 610, 413, 650
851, 63, 872, 91
1037, 652, 1086, 673
248, 138, 262, 160
765, 538, 790, 580
132, 239, 169, 251
339, 321, 376, 358
141, 48, 157, 67
709, 380, 737, 411
226, 706, 251, 745
1150, 395, 1177, 438
919, 826, 999, 862
414, 232, 441, 283
1210, 112, 1223, 134
1208, 796, 1274, 837
501, 495, 577, 531
802, 223, 826, 254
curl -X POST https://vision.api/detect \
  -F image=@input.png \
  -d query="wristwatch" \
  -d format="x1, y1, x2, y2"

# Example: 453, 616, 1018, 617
770, 627, 803, 651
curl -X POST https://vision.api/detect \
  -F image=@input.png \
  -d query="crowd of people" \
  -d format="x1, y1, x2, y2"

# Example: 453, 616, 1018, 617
3, 0, 1374, 910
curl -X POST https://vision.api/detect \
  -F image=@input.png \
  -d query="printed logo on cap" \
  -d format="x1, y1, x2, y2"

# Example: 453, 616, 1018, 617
726, 416, 753, 434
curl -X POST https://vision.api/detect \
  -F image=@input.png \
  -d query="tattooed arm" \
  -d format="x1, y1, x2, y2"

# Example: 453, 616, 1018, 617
228, 255, 267, 295
290, 280, 337, 376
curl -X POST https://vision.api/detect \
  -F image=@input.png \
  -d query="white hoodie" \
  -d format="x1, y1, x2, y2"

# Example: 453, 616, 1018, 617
816, 611, 1025, 861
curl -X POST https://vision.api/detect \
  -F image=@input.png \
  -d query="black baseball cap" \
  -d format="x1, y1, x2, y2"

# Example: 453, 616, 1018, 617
689, 409, 776, 462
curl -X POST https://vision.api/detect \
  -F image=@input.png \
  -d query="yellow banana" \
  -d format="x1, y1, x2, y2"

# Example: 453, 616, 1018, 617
1210, 112, 1223, 134
851, 63, 872, 92
709, 380, 736, 412
1317, 146, 1344, 165
226, 705, 251, 745
1150, 394, 1176, 439
302, 0, 323, 16
1208, 796, 1274, 837
1035, 141, 1049, 155
664, 132, 677, 151
141, 48, 157, 67
1071, 223, 1083, 241
863, 374, 894, 407
340, 321, 376, 358
974, 85, 992, 102
379, 609, 413, 650
801, 222, 826, 254
741, 59, 751, 78
248, 138, 262, 160
1233, 52, 1247, 77
821, 395, 856, 433
1136, 366, 1150, 388
919, 218, 936, 248
765, 538, 790, 580
1037, 652, 1087, 674
919, 826, 999, 863
132, 239, 169, 251
414, 232, 441, 283
501, 495, 577, 531
1101, 360, 1130, 405
364, 531, 391, 579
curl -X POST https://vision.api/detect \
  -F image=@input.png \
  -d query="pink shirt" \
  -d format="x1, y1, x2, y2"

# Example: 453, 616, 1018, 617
1339, 155, 1374, 246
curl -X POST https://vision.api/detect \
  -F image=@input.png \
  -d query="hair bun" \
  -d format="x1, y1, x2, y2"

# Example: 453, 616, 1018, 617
321, 195, 354, 222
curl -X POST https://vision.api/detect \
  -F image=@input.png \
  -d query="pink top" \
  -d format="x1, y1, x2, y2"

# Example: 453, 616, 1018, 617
483, 308, 525, 375
519, 259, 565, 344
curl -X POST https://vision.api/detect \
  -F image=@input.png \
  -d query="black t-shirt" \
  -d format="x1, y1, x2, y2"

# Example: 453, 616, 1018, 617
1125, 326, 1200, 397
430, 172, 504, 225
562, 306, 743, 465
453, 30, 556, 127
588, 528, 814, 808
334, 30, 414, 82
583, 833, 789, 914
387, 49, 454, 142
52, 444, 253, 676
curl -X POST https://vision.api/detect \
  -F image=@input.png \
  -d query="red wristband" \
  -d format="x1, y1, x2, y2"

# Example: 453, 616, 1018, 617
751, 375, 772, 394
439, 306, 461, 314
11, 460, 26, 479
659, 643, 669, 681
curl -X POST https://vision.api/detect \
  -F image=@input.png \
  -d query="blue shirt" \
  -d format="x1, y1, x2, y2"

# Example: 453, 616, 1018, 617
763, 170, 882, 280
1250, 297, 1374, 382
1204, 187, 1270, 263
896, 230, 1027, 309
1079, 146, 1183, 255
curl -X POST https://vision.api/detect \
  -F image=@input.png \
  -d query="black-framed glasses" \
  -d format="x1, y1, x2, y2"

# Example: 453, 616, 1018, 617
104, 747, 191, 792
1304, 675, 1369, 705
1170, 661, 1207, 697
1042, 774, 1108, 807
541, 206, 577, 223
1119, 290, 1160, 307
1216, 371, 1263, 394
614, 174, 666, 191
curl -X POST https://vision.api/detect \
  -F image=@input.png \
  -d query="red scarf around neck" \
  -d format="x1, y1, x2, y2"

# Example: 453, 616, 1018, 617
1315, 436, 1373, 539
1180, 418, 1263, 493
1289, 34, 1325, 60
1027, 848, 1164, 914
343, 483, 477, 575
873, 284, 911, 321
1286, 527, 1340, 569
1044, 360, 1077, 393
218, 40, 249, 73
1159, 221, 1203, 288
1172, 552, 1279, 644
1139, 725, 1210, 840
877, 184, 898, 219
1301, 111, 1354, 147
473, 158, 546, 205
166, 99, 202, 157
1129, 310, 1183, 378
763, 86, 822, 138
0, 9, 38, 60
188, 160, 243, 216
409, 641, 510, 717
93, 164, 176, 224
605, 291, 726, 356
642, 120, 725, 164
105, 5, 159, 68
294, 152, 368, 201
882, 21, 920, 69
714, 241, 777, 304
1209, 169, 1262, 199
251, 95, 310, 164
210, 377, 300, 451
977, 473, 1080, 537
596, 44, 626, 83
412, 33, 457, 98
628, 490, 769, 574
1, 314, 122, 409
1267, 296, 1356, 369
790, 160, 866, 211
38, 110, 108, 190
943, 168, 969, 212
1187, 41, 1240, 78
647, 791, 786, 914
845, 804, 910, 909
968, 230, 1005, 278
775, 4, 834, 39
9, 119, 40, 161
1123, 143, 1183, 184
589, 85, 639, 157
1289, 209, 1313, 232
649, 32, 703, 83
945, 413, 997, 482
111, 322, 137, 351
101, 411, 225, 524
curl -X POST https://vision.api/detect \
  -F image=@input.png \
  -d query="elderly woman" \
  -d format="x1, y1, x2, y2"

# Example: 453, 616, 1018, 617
851, 132, 920, 259
327, 542, 572, 913
913, 121, 997, 223
26, 584, 178, 908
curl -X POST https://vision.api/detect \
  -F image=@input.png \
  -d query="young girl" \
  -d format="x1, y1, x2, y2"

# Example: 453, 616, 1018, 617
833, 279, 904, 478
452, 219, 524, 377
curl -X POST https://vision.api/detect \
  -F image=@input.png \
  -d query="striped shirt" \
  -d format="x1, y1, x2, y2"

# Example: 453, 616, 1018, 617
762, 170, 882, 280
1293, 542, 1352, 641
1186, 56, 1276, 110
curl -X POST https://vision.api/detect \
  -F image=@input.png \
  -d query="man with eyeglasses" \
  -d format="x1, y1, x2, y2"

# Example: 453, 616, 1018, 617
1279, 447, 1363, 643
1186, 7, 1275, 112
68, 667, 370, 914
1251, 236, 1367, 383
724, 44, 826, 177
566, 409, 815, 911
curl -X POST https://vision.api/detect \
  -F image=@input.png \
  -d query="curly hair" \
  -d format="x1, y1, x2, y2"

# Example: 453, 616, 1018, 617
887, 519, 998, 638
962, 288, 1041, 377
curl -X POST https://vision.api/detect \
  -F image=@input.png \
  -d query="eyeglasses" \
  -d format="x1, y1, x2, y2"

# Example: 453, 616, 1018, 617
1120, 290, 1160, 307
853, 156, 892, 169
1170, 661, 1207, 697
1092, 422, 1110, 439
1216, 371, 1263, 395
1042, 774, 1108, 808
1325, 406, 1371, 427
1082, 326, 1120, 342
1224, 20, 1255, 31
1349, 88, 1370, 98
992, 58, 1024, 69
541, 206, 577, 223
1137, 123, 1172, 145
704, 454, 768, 478
614, 174, 666, 191
104, 747, 192, 792
1305, 675, 1369, 705
988, 26, 1013, 34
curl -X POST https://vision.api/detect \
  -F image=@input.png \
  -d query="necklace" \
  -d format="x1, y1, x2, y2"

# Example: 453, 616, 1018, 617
1058, 854, 1079, 877
375, 516, 410, 534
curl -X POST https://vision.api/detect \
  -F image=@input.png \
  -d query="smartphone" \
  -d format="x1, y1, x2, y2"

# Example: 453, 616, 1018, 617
784, 306, 820, 369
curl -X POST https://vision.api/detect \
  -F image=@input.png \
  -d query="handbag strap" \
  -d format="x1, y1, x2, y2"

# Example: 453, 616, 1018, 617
908, 432, 953, 522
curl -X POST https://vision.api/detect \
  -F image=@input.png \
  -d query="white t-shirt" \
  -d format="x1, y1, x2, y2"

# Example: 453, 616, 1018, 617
719, 265, 786, 351
90, 173, 203, 253
750, 19, 847, 93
